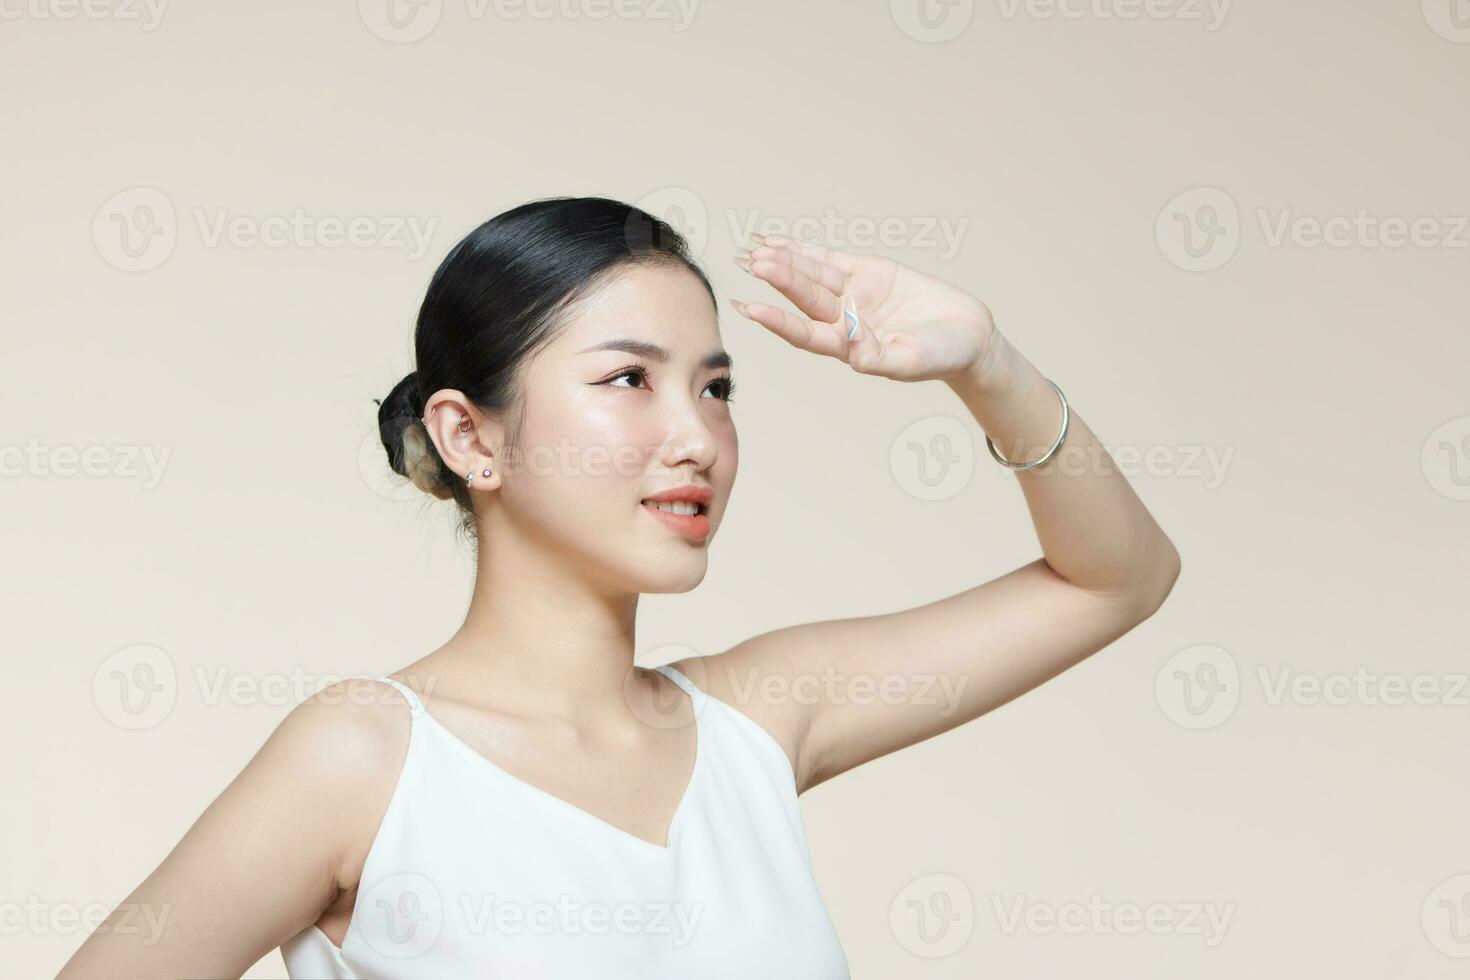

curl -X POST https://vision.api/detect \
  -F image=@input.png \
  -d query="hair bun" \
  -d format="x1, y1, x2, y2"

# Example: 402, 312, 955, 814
374, 371, 453, 500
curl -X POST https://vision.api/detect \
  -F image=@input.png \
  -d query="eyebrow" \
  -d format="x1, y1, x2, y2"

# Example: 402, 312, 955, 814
576, 338, 733, 372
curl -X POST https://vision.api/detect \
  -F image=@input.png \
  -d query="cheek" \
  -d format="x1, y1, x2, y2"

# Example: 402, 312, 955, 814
717, 419, 738, 471
571, 391, 665, 479
515, 388, 660, 502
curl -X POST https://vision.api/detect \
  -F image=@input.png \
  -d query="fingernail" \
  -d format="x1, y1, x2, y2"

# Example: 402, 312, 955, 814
728, 297, 748, 315
735, 256, 752, 272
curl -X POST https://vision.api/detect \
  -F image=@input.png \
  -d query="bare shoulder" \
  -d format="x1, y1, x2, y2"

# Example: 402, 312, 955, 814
55, 675, 418, 979
277, 676, 415, 778
270, 676, 416, 868
667, 642, 811, 789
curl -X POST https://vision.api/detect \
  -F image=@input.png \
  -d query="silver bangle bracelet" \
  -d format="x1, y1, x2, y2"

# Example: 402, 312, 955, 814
984, 377, 1070, 470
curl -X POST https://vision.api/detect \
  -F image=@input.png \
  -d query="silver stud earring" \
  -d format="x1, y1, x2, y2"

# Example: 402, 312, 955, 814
481, 468, 491, 478
465, 469, 474, 487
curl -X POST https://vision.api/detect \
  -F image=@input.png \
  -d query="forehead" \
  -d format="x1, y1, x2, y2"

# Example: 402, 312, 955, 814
554, 262, 720, 352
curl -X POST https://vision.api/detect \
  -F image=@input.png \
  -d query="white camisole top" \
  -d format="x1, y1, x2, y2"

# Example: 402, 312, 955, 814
279, 663, 850, 978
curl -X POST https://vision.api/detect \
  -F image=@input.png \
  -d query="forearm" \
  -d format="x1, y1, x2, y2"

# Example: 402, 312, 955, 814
946, 328, 1180, 606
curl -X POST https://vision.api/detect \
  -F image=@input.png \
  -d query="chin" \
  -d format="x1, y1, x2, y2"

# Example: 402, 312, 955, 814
631, 554, 710, 595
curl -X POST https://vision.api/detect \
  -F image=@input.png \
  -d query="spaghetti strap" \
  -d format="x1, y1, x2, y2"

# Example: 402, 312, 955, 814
281, 658, 850, 978
654, 662, 704, 703
369, 674, 426, 715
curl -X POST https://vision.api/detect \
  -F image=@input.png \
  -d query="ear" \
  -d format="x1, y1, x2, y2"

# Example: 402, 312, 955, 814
421, 390, 505, 492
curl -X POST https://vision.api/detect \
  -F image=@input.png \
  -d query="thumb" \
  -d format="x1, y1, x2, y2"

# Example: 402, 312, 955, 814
840, 293, 883, 374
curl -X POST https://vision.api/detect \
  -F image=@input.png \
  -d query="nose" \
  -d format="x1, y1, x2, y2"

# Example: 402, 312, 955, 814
656, 391, 721, 473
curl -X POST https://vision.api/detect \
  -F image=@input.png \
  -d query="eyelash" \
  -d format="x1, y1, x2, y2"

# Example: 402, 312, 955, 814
603, 364, 737, 403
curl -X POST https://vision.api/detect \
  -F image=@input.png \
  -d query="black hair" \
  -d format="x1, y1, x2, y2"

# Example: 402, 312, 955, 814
374, 196, 717, 541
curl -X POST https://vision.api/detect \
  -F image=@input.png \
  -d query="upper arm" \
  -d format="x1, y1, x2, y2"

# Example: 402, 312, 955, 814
55, 678, 411, 980
683, 556, 1179, 795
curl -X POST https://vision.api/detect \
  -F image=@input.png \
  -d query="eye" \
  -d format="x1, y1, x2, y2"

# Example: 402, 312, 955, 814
600, 365, 736, 403
602, 365, 650, 389
705, 375, 737, 402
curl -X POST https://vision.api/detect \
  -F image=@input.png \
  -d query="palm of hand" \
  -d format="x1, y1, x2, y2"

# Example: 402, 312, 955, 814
730, 233, 996, 384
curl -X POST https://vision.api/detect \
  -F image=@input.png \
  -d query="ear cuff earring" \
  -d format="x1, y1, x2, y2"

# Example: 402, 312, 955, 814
422, 407, 488, 488
420, 405, 472, 434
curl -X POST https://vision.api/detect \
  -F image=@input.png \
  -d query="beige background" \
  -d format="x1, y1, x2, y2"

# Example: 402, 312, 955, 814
4, 0, 1467, 976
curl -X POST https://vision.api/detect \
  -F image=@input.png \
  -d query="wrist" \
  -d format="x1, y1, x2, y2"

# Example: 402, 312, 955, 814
947, 326, 1016, 399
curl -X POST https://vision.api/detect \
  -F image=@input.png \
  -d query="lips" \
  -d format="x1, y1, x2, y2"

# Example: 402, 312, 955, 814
640, 485, 713, 540
640, 485, 714, 509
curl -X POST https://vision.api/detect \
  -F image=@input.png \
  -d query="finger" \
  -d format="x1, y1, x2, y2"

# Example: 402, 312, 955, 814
747, 242, 850, 300
753, 233, 863, 277
743, 237, 852, 308
727, 296, 849, 361
849, 310, 927, 381
841, 294, 887, 376
739, 247, 843, 324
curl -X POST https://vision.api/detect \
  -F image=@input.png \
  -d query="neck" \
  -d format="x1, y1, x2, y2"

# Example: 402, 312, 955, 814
410, 518, 642, 723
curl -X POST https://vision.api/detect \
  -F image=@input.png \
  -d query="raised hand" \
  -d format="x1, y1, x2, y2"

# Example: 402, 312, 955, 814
729, 233, 998, 385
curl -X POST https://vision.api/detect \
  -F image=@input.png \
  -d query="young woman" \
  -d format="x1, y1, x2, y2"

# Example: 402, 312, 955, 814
58, 197, 1180, 979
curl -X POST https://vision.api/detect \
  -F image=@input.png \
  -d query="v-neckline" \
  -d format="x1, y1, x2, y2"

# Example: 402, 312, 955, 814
395, 665, 703, 853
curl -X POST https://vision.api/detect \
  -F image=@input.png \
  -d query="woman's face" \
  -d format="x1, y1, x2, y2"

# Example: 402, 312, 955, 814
495, 262, 738, 594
